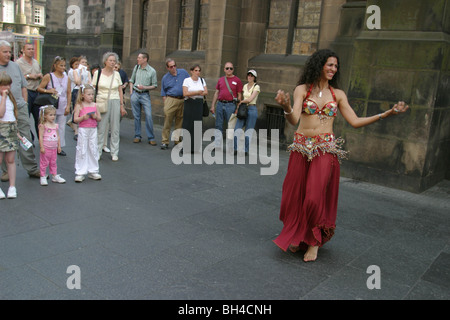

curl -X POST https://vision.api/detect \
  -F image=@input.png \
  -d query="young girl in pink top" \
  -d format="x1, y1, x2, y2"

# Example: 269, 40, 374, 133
38, 106, 66, 186
73, 85, 102, 182
38, 105, 66, 185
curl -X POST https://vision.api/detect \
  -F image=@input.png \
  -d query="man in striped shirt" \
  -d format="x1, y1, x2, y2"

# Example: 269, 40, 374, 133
129, 52, 158, 145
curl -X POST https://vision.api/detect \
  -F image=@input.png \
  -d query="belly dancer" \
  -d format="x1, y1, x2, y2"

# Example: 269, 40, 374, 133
273, 49, 409, 262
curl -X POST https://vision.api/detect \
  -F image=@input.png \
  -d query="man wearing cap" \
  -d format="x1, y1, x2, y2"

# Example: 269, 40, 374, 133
210, 62, 243, 148
160, 58, 189, 149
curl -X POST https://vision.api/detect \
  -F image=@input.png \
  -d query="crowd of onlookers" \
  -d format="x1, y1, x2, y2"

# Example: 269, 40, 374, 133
0, 38, 262, 199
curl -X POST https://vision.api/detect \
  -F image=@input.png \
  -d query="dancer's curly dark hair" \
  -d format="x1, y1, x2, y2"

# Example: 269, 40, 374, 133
297, 49, 340, 88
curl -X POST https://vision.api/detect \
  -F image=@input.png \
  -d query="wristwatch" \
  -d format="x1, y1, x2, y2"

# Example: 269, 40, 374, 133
26, 74, 30, 79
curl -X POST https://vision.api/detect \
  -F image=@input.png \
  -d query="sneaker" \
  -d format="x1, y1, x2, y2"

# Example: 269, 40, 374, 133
75, 175, 85, 183
133, 138, 141, 143
88, 173, 102, 180
7, 186, 17, 199
103, 146, 110, 153
40, 176, 48, 186
112, 155, 118, 161
0, 188, 5, 199
160, 143, 169, 150
149, 141, 157, 146
52, 174, 66, 184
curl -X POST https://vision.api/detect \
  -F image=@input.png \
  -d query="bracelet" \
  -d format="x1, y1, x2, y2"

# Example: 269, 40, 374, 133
378, 113, 383, 121
284, 107, 294, 115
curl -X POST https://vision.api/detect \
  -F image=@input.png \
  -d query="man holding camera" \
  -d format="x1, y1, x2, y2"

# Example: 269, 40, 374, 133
210, 62, 243, 148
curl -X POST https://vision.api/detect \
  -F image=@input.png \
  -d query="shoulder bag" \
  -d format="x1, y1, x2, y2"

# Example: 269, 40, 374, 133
236, 84, 255, 120
95, 69, 114, 114
201, 77, 209, 117
34, 73, 59, 109
224, 76, 237, 106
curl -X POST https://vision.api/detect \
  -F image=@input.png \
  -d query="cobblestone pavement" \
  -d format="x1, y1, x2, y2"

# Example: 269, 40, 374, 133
0, 118, 449, 301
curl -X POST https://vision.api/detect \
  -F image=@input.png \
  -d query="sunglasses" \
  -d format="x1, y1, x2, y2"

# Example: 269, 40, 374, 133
225, 67, 234, 70
168, 65, 177, 69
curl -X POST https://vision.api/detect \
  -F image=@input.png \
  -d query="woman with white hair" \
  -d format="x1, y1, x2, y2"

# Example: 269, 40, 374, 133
91, 52, 126, 161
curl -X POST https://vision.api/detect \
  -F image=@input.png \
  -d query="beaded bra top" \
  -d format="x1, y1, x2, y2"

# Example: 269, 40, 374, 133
302, 84, 338, 118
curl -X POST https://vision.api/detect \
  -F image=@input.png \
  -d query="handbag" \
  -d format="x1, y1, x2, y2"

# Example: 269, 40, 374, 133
96, 100, 108, 114
202, 99, 209, 117
227, 113, 237, 139
236, 103, 248, 120
236, 84, 256, 120
34, 73, 59, 109
201, 78, 209, 117
95, 69, 114, 114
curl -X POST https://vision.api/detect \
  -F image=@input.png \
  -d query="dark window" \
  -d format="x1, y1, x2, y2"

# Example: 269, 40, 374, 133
265, 0, 321, 56
179, 0, 209, 51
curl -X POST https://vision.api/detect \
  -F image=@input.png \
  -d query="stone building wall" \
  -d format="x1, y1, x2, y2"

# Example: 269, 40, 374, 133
43, 0, 125, 73
40, 0, 449, 192
333, 0, 449, 192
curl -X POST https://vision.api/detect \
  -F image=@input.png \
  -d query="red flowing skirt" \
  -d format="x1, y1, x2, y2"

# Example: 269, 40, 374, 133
273, 151, 340, 251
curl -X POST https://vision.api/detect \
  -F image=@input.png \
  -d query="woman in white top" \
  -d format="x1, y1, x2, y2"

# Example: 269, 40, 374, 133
68, 56, 81, 140
92, 52, 126, 161
182, 64, 207, 153
234, 70, 260, 155
78, 56, 92, 85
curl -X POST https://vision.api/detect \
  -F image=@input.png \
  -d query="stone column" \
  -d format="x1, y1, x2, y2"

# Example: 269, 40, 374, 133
16, 0, 27, 24
205, 0, 242, 80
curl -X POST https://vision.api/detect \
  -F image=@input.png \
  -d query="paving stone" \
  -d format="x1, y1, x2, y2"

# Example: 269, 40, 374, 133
0, 118, 448, 302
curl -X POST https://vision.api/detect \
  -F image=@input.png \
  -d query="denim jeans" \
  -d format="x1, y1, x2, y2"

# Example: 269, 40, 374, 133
234, 105, 257, 152
131, 92, 155, 141
28, 89, 40, 138
215, 101, 236, 147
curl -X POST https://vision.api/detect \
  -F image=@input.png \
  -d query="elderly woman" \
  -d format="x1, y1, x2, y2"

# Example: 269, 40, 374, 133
37, 56, 71, 156
92, 52, 126, 161
273, 49, 409, 262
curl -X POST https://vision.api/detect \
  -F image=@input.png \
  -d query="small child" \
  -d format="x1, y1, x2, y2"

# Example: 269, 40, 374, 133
38, 105, 66, 185
73, 84, 102, 182
0, 72, 19, 199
